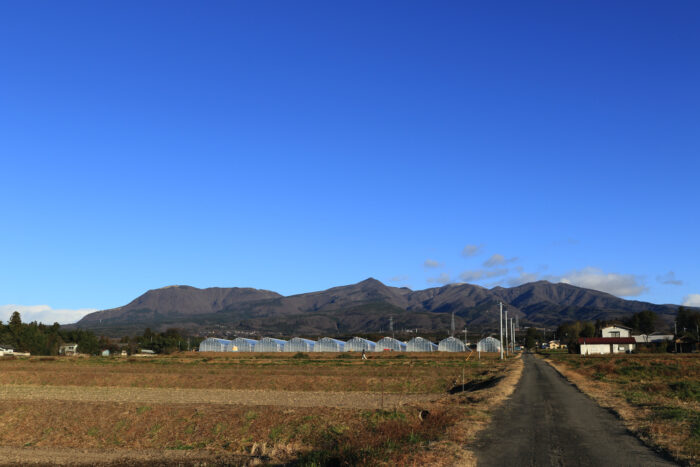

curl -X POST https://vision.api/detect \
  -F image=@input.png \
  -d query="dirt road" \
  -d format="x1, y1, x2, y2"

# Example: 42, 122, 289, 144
472, 353, 676, 466
0, 384, 432, 409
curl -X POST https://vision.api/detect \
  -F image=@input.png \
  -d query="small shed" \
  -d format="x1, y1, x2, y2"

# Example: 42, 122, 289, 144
285, 337, 316, 352
345, 337, 376, 352
374, 337, 406, 352
315, 337, 346, 352
255, 337, 287, 352
230, 338, 258, 352
406, 337, 438, 352
59, 343, 78, 356
438, 337, 468, 352
476, 337, 501, 353
101, 349, 110, 357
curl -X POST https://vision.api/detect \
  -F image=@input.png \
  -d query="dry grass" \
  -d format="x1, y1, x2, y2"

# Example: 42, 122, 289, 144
0, 352, 493, 394
541, 352, 699, 466
0, 352, 522, 465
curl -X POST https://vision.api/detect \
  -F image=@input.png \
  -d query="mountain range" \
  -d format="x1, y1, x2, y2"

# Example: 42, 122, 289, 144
74, 278, 687, 336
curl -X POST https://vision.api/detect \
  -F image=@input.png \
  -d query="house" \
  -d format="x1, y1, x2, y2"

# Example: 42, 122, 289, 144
0, 345, 14, 356
120, 350, 128, 357
59, 343, 78, 356
547, 340, 562, 350
579, 337, 636, 355
601, 325, 631, 338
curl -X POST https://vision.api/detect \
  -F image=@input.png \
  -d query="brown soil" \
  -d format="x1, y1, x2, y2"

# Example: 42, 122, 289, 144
0, 384, 434, 409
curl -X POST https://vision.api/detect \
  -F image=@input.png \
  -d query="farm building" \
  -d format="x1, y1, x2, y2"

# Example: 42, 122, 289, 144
199, 338, 232, 352
59, 343, 78, 356
477, 337, 501, 353
285, 337, 316, 352
230, 338, 257, 352
345, 337, 376, 352
579, 337, 636, 355
406, 337, 438, 352
375, 337, 406, 352
255, 337, 287, 352
316, 337, 346, 352
438, 337, 468, 352
633, 333, 674, 344
0, 346, 14, 356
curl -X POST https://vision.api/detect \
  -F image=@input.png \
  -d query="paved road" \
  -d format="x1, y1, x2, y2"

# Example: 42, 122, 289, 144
473, 353, 676, 467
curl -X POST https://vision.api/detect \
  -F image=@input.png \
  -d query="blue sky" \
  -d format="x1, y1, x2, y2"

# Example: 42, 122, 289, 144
1, 1, 699, 323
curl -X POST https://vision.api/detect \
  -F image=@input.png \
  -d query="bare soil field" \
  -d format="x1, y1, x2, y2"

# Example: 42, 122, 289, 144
0, 352, 523, 466
540, 352, 699, 466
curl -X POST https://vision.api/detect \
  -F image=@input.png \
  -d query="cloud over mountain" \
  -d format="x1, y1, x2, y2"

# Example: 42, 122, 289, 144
0, 304, 97, 325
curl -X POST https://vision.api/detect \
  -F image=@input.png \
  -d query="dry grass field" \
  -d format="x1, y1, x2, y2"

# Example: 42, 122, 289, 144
0, 351, 523, 466
541, 352, 700, 466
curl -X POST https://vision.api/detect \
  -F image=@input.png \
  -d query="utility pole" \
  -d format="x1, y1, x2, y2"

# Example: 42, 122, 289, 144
451, 312, 455, 338
505, 309, 509, 356
390, 316, 394, 340
511, 318, 515, 352
499, 302, 504, 360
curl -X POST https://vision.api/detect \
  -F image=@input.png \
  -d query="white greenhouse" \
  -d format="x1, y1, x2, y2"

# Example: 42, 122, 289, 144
477, 337, 501, 353
316, 337, 346, 352
255, 337, 287, 352
285, 337, 316, 352
438, 337, 469, 352
345, 337, 376, 352
230, 337, 258, 352
406, 337, 438, 352
199, 338, 232, 352
375, 337, 406, 352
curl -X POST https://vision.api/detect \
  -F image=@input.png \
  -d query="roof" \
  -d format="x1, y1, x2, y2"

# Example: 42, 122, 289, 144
578, 337, 636, 344
601, 324, 632, 330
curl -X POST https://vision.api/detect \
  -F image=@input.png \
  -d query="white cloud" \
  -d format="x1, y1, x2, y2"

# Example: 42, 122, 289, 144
483, 254, 518, 268
557, 267, 647, 297
656, 271, 683, 286
389, 275, 409, 282
459, 268, 509, 282
0, 305, 96, 325
682, 294, 700, 307
462, 244, 483, 257
427, 273, 451, 285
424, 259, 442, 268
506, 271, 541, 287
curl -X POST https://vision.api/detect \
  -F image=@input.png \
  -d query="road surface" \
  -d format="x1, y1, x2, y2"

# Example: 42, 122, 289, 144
473, 353, 676, 466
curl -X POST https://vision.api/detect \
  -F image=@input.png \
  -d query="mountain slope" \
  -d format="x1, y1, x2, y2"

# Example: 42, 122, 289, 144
74, 279, 687, 335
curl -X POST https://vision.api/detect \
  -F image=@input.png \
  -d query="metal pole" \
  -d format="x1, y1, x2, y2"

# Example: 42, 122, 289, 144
505, 309, 509, 356
499, 302, 504, 360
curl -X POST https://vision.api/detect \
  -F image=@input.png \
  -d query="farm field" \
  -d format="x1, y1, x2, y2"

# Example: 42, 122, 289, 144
0, 351, 523, 465
541, 352, 700, 465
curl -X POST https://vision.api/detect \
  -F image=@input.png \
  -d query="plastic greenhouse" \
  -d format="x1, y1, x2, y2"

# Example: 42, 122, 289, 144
255, 337, 287, 352
315, 337, 346, 352
375, 337, 406, 352
229, 337, 258, 352
199, 338, 232, 352
477, 337, 501, 353
285, 337, 316, 352
438, 336, 468, 352
406, 337, 438, 352
345, 337, 376, 352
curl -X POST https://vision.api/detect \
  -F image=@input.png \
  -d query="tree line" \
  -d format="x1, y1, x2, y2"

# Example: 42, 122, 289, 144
0, 312, 201, 356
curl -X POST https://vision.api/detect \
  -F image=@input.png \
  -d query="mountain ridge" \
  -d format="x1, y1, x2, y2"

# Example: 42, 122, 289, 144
74, 278, 689, 336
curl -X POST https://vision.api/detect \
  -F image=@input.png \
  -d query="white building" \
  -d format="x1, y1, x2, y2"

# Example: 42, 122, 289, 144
601, 325, 631, 338
579, 337, 636, 355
